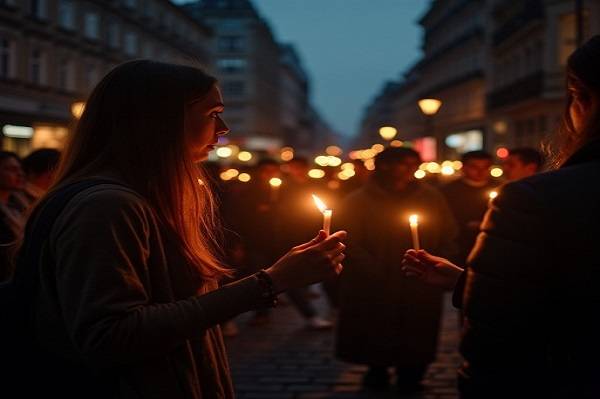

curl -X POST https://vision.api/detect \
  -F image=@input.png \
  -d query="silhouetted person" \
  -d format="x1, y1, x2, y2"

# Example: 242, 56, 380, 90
336, 147, 458, 393
21, 148, 61, 203
402, 35, 600, 398
441, 150, 496, 265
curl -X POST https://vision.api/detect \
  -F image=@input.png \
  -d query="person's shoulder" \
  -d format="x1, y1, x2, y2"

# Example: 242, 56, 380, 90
54, 183, 152, 222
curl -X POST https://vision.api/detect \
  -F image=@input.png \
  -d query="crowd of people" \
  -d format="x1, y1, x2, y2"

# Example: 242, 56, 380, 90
1, 35, 598, 399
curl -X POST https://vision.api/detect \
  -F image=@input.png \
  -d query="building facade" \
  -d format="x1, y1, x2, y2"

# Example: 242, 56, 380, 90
358, 0, 600, 160
0, 0, 211, 155
183, 0, 336, 154
486, 0, 600, 153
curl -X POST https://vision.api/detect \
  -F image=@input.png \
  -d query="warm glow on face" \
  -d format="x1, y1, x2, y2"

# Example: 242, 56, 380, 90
409, 214, 419, 226
269, 177, 282, 187
418, 98, 442, 116
312, 194, 328, 213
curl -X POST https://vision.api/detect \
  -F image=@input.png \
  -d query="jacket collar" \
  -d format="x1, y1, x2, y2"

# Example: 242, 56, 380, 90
562, 139, 600, 168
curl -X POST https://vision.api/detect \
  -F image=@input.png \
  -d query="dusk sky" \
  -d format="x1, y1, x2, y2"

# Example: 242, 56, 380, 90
175, 0, 430, 138
251, 0, 429, 138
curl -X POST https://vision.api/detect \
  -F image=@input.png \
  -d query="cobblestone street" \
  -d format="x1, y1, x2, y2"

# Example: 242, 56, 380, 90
225, 289, 461, 399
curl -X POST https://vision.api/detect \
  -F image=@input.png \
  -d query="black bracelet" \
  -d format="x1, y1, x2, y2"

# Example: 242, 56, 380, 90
255, 270, 278, 308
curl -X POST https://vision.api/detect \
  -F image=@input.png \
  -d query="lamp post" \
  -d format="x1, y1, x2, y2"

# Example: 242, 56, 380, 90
418, 98, 442, 158
379, 126, 397, 142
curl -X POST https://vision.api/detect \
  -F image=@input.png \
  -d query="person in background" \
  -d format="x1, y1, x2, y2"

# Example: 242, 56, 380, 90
401, 35, 600, 398
339, 158, 372, 196
8, 60, 347, 398
502, 147, 544, 181
0, 151, 26, 281
20, 148, 61, 203
225, 158, 283, 326
336, 147, 457, 393
441, 150, 495, 265
278, 157, 334, 329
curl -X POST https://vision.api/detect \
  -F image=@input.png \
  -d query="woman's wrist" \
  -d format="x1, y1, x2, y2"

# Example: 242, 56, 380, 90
264, 267, 286, 293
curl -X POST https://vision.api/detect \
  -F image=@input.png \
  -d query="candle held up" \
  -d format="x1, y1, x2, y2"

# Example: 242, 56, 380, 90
312, 194, 333, 235
409, 214, 420, 251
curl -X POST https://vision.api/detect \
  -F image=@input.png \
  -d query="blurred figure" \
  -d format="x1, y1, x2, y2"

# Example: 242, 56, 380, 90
278, 157, 334, 329
339, 159, 371, 196
401, 35, 600, 398
0, 151, 26, 281
226, 158, 282, 326
441, 150, 495, 265
335, 147, 458, 393
21, 148, 61, 203
502, 147, 544, 181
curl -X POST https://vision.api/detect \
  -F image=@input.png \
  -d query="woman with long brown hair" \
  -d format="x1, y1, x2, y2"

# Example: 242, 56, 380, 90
7, 60, 346, 398
402, 35, 600, 397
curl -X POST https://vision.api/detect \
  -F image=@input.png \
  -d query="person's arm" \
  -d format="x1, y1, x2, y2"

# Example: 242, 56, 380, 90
52, 189, 344, 369
461, 180, 551, 365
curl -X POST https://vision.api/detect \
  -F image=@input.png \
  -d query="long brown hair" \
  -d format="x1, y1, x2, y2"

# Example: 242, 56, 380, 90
52, 60, 227, 279
550, 35, 600, 167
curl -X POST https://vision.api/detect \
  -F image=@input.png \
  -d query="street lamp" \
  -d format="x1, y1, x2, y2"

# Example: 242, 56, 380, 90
379, 126, 397, 141
418, 99, 442, 116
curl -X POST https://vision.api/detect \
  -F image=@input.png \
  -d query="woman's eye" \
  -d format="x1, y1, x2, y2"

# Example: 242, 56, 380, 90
211, 112, 221, 119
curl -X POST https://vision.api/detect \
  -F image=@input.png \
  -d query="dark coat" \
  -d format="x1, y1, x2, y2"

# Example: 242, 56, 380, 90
458, 140, 600, 398
335, 180, 458, 367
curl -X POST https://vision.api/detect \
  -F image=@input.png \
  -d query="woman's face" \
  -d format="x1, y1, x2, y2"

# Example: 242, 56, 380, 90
185, 85, 229, 162
568, 80, 599, 135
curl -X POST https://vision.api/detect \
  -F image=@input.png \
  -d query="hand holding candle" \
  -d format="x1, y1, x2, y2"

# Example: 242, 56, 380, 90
409, 214, 420, 251
312, 194, 332, 235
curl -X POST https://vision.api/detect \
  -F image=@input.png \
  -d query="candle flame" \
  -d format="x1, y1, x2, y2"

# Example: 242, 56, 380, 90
269, 177, 282, 187
489, 190, 498, 200
312, 194, 328, 213
409, 214, 419, 225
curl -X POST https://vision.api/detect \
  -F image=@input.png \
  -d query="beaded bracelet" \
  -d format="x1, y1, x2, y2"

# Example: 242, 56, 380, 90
256, 269, 278, 308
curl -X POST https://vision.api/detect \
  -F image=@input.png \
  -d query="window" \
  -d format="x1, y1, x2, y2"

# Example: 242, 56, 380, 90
30, 0, 47, 19
0, 38, 12, 79
124, 32, 138, 56
216, 58, 247, 73
84, 12, 100, 40
30, 49, 46, 85
222, 80, 245, 96
123, 0, 137, 9
58, 57, 75, 91
107, 22, 120, 49
58, 0, 76, 30
84, 63, 98, 91
218, 36, 245, 52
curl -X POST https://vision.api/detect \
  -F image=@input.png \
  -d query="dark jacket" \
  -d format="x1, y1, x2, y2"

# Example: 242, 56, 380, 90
335, 180, 458, 367
457, 140, 600, 398
32, 178, 275, 398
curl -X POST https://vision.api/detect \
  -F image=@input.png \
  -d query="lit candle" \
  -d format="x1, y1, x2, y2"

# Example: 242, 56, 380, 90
312, 194, 332, 235
488, 190, 498, 201
269, 177, 282, 202
409, 214, 420, 251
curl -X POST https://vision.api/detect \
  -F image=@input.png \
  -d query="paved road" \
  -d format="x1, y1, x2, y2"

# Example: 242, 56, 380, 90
225, 289, 461, 399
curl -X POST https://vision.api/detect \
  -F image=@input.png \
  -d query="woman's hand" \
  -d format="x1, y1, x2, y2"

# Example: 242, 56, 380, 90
265, 230, 347, 293
401, 249, 464, 290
